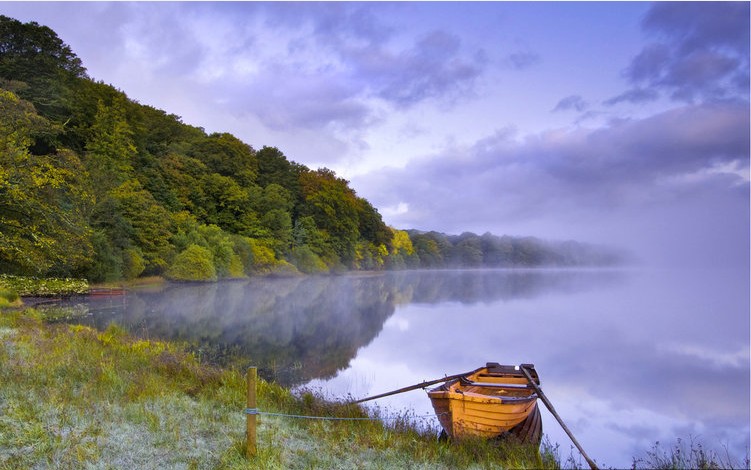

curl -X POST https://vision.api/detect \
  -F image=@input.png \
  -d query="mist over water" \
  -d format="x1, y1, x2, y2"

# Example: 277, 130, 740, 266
51, 267, 749, 468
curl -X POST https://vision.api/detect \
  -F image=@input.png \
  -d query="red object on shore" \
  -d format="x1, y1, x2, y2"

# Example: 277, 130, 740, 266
88, 288, 126, 297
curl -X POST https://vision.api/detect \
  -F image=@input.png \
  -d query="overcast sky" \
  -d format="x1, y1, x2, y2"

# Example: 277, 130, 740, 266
2, 2, 749, 267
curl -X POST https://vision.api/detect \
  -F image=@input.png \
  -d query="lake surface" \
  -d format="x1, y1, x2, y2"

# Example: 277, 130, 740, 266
48, 268, 749, 468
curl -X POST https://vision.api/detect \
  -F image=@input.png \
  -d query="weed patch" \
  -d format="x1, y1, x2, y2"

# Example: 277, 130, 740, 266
631, 438, 750, 470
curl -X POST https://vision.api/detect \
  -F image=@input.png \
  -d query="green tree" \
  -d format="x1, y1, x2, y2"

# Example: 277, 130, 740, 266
480, 232, 513, 267
171, 213, 246, 279
0, 89, 92, 275
109, 179, 173, 273
260, 209, 293, 255
246, 238, 296, 275
250, 183, 294, 214
122, 247, 146, 279
200, 173, 253, 233
156, 153, 209, 216
85, 96, 136, 197
246, 183, 294, 253
452, 233, 483, 267
0, 15, 86, 124
355, 241, 388, 270
293, 215, 328, 257
87, 229, 123, 281
128, 103, 204, 157
195, 224, 242, 279
357, 198, 391, 248
256, 146, 305, 196
299, 168, 360, 267
189, 132, 257, 186
411, 232, 449, 268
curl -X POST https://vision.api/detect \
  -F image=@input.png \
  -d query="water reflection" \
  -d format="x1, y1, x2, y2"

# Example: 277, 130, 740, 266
44, 268, 748, 467
51, 269, 621, 386
306, 268, 749, 468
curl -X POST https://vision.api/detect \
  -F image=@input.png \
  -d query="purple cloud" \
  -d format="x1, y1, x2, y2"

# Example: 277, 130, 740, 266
370, 30, 486, 107
604, 88, 659, 106
617, 2, 750, 103
355, 101, 749, 252
553, 95, 589, 113
218, 5, 488, 126
505, 50, 540, 70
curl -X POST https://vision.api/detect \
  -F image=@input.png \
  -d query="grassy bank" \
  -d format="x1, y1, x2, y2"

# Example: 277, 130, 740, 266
0, 308, 557, 469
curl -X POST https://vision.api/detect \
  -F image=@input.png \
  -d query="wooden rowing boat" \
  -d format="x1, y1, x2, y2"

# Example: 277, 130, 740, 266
427, 362, 542, 444
88, 287, 126, 297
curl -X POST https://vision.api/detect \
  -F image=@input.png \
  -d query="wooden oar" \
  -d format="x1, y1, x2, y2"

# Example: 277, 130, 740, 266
351, 367, 481, 404
519, 365, 599, 470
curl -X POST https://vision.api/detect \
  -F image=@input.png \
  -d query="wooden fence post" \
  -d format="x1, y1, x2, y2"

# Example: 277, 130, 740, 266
246, 367, 257, 458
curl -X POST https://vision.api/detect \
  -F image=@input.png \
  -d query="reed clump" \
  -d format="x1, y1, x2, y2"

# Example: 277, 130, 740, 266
0, 289, 21, 308
631, 438, 749, 470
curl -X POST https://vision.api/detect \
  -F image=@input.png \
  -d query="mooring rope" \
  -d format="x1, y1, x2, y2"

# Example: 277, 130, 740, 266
243, 408, 444, 422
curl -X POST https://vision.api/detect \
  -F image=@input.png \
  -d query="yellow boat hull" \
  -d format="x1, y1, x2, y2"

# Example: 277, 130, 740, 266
427, 363, 541, 441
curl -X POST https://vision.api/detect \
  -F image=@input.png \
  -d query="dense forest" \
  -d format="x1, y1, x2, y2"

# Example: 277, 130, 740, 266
0, 16, 624, 282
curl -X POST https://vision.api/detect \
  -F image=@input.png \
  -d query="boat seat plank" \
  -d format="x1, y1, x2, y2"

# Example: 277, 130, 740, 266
462, 380, 532, 390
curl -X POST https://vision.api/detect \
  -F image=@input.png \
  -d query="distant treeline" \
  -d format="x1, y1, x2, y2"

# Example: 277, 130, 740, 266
0, 16, 626, 282
390, 231, 626, 269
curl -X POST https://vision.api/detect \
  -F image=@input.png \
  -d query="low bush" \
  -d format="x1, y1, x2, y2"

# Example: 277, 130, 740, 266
288, 245, 328, 274
167, 244, 217, 281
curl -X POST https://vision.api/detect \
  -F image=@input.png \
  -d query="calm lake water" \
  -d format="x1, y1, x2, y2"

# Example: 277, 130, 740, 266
48, 268, 749, 468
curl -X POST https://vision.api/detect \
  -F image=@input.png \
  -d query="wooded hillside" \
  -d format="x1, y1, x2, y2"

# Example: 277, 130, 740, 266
0, 16, 625, 281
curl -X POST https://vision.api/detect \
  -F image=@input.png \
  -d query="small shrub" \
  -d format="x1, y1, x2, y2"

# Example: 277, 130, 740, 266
268, 260, 300, 277
122, 248, 146, 280
288, 245, 328, 274
246, 239, 299, 276
226, 253, 246, 278
167, 244, 217, 281
247, 239, 279, 274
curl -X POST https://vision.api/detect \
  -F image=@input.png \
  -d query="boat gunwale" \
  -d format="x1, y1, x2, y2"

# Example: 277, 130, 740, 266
427, 389, 538, 404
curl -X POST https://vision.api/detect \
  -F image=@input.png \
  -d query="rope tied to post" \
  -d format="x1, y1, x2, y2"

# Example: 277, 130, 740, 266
243, 407, 445, 422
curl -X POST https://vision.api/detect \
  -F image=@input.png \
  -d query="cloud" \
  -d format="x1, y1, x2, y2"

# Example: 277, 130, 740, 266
617, 2, 750, 103
373, 30, 486, 107
207, 4, 489, 120
504, 50, 541, 70
354, 101, 749, 265
206, 6, 487, 134
553, 94, 589, 113
604, 88, 659, 106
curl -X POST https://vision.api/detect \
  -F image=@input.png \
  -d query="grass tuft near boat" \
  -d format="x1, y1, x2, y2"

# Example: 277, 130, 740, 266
428, 362, 542, 444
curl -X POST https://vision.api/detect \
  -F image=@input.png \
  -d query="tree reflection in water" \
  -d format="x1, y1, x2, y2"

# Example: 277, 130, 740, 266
56, 269, 622, 386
